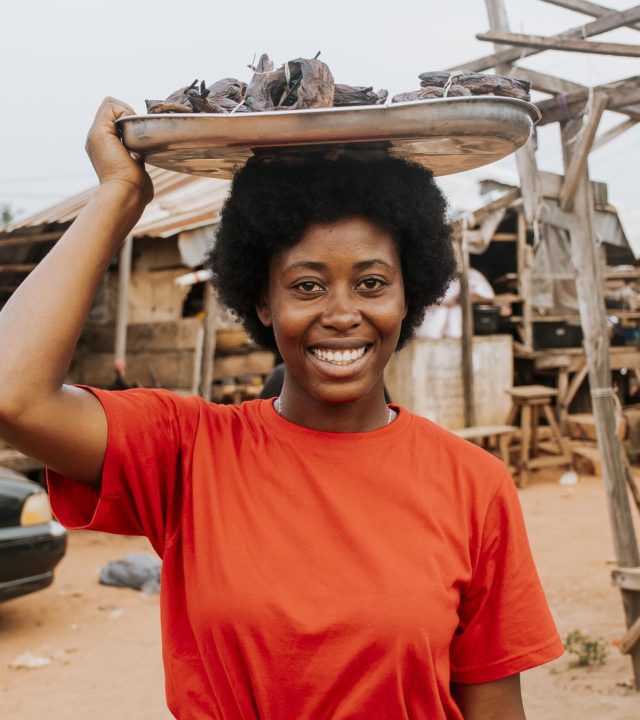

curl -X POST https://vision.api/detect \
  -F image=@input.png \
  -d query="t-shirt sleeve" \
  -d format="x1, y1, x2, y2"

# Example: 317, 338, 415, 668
47, 386, 201, 556
449, 469, 564, 683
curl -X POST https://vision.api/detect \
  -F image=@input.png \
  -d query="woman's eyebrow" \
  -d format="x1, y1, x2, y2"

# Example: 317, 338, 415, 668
284, 261, 327, 272
352, 259, 394, 270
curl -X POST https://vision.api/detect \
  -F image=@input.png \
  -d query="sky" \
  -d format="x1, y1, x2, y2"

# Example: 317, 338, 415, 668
1, 0, 639, 222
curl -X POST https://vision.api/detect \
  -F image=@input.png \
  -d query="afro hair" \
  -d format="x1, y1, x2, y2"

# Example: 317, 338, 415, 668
207, 154, 456, 351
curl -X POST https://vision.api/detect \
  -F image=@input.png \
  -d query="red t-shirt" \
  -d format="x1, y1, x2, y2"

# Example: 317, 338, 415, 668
48, 388, 563, 719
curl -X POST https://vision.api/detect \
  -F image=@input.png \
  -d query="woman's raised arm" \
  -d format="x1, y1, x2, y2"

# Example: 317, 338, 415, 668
0, 98, 153, 486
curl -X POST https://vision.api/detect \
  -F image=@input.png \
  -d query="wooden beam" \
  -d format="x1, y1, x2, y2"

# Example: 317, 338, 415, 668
114, 234, 133, 374
484, 0, 544, 227
612, 566, 640, 592
0, 264, 36, 274
620, 615, 640, 656
517, 211, 534, 350
459, 228, 475, 428
559, 92, 609, 211
509, 66, 585, 95
540, 0, 640, 32
449, 5, 640, 71
477, 30, 640, 58
593, 117, 639, 150
562, 116, 640, 687
536, 75, 640, 125
0, 231, 62, 248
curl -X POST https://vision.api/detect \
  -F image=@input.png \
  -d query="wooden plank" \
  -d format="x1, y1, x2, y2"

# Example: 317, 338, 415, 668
559, 92, 609, 211
477, 30, 640, 58
79, 350, 197, 389
620, 615, 640, 655
593, 118, 639, 151
612, 567, 640, 592
541, 0, 640, 32
213, 351, 275, 380
459, 229, 475, 427
0, 264, 36, 273
449, 5, 640, 72
81, 318, 203, 352
537, 76, 640, 125
0, 231, 62, 248
453, 424, 517, 439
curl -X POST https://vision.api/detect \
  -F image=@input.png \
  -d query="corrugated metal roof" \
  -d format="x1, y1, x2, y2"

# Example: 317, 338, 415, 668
3, 167, 230, 238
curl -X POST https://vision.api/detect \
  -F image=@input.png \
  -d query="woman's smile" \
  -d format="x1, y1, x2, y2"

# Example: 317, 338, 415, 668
256, 215, 407, 430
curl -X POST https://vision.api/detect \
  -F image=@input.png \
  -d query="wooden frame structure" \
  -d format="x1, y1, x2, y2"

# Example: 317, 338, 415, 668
455, 0, 640, 686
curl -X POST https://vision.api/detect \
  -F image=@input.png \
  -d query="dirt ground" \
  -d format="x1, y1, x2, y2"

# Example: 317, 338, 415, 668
1, 471, 639, 719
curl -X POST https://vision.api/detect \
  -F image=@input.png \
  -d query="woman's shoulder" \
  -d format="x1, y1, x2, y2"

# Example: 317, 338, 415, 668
400, 409, 514, 498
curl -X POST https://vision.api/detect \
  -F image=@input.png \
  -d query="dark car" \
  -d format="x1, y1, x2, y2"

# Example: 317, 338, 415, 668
0, 465, 67, 602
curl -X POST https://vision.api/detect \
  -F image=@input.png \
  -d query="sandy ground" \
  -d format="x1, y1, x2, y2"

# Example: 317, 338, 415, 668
1, 472, 639, 719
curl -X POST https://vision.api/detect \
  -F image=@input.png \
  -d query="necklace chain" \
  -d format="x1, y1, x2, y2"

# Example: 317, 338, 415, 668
275, 397, 395, 426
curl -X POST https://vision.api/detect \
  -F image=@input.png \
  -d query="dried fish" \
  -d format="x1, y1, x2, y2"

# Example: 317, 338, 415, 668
333, 85, 381, 106
145, 100, 193, 114
418, 70, 530, 100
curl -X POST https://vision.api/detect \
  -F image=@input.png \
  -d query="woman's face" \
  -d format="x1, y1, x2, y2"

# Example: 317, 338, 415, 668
257, 216, 407, 407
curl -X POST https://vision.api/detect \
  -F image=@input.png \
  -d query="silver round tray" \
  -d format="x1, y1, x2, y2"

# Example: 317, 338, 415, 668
117, 96, 540, 178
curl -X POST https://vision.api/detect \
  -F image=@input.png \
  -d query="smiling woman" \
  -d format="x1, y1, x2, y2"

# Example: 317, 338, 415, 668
0, 97, 564, 720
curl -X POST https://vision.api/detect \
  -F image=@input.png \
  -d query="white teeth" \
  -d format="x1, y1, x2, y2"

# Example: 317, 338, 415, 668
310, 346, 368, 365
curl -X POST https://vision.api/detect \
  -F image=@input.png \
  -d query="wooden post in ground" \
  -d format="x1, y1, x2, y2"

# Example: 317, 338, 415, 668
561, 117, 640, 686
516, 210, 534, 350
199, 283, 218, 401
459, 225, 475, 428
114, 234, 133, 378
484, 0, 544, 228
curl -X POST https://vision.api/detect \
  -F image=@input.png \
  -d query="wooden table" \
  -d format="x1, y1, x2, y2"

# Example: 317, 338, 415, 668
515, 346, 640, 429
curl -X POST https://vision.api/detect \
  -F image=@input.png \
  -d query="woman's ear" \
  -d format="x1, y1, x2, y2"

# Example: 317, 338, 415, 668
256, 295, 272, 327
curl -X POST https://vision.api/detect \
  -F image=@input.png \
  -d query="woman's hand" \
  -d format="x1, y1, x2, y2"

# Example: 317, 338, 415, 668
85, 97, 154, 206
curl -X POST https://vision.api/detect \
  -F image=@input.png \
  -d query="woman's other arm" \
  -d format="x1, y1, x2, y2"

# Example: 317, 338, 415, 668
451, 674, 526, 719
0, 98, 153, 487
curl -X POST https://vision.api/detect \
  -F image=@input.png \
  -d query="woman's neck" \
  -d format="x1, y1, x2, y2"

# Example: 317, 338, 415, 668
276, 376, 392, 433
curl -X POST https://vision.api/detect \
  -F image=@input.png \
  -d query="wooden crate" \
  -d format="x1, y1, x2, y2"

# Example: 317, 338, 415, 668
385, 335, 513, 430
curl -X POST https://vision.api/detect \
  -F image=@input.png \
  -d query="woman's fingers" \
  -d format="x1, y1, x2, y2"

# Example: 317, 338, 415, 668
86, 97, 152, 203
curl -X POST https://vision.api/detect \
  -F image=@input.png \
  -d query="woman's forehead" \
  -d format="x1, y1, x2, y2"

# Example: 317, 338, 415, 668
275, 217, 401, 269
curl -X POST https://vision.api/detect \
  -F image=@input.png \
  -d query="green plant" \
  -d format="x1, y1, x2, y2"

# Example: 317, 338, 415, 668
564, 630, 608, 667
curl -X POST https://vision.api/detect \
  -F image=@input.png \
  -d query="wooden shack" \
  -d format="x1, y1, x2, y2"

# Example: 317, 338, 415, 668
0, 167, 275, 403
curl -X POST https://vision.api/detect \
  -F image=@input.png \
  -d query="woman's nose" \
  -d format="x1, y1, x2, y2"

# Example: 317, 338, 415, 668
320, 292, 362, 331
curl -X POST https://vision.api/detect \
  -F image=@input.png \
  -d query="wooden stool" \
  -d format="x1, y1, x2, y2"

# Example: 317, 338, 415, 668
453, 425, 517, 473
506, 385, 571, 487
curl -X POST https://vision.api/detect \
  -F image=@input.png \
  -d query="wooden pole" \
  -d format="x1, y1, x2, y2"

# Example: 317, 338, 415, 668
199, 283, 218, 401
484, 0, 544, 227
459, 225, 475, 428
477, 31, 640, 58
517, 211, 534, 350
593, 118, 639, 151
559, 92, 609, 211
114, 234, 133, 375
561, 118, 640, 687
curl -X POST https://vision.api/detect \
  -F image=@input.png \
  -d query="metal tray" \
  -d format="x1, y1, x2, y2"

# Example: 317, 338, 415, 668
117, 96, 540, 178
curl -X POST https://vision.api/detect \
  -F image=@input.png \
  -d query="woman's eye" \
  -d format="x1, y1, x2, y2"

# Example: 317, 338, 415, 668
358, 277, 384, 291
295, 281, 322, 292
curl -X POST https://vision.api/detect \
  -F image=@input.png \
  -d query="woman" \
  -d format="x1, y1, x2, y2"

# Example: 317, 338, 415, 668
0, 98, 563, 719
